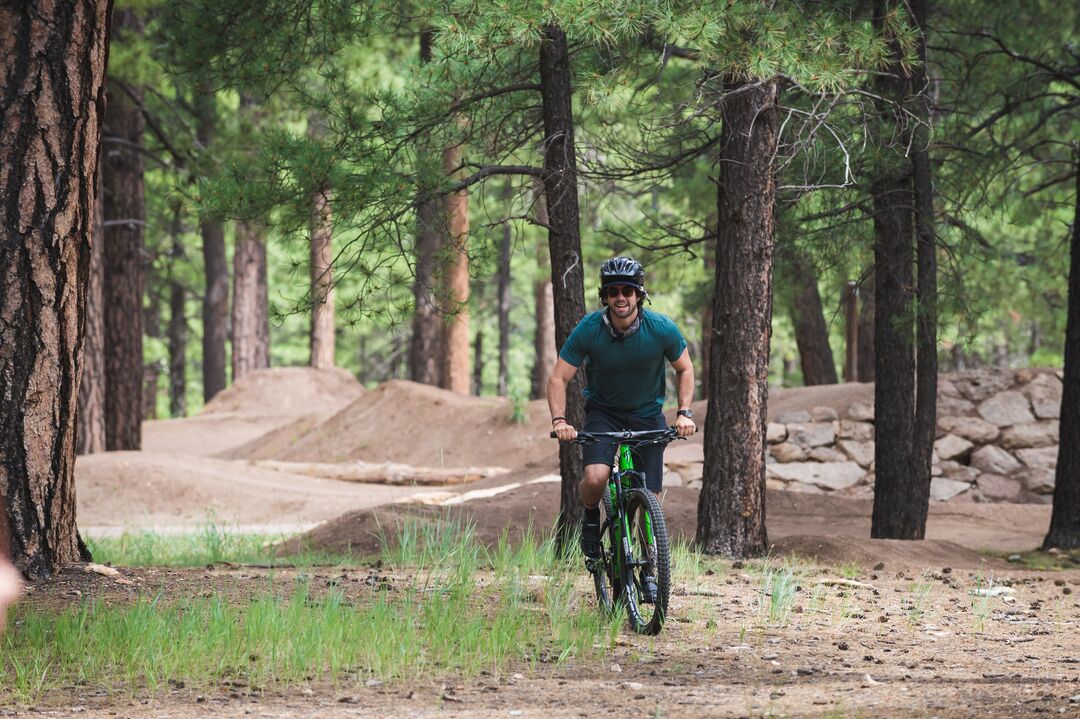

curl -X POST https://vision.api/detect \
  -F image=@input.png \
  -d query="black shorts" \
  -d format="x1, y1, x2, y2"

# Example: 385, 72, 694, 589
581, 403, 667, 493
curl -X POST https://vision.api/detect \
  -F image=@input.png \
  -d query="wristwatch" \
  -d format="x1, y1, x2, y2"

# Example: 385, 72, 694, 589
677, 409, 694, 419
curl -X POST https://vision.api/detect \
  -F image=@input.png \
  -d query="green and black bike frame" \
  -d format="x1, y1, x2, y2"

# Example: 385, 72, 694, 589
605, 444, 657, 583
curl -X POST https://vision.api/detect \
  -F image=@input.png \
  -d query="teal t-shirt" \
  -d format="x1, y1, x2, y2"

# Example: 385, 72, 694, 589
559, 309, 687, 417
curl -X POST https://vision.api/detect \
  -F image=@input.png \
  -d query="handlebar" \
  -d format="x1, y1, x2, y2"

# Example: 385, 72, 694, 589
549, 427, 683, 445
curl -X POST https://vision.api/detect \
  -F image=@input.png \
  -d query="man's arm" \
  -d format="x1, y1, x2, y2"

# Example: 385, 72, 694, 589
671, 348, 696, 436
547, 357, 579, 440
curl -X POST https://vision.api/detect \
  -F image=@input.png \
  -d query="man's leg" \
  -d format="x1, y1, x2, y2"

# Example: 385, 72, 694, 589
579, 463, 610, 559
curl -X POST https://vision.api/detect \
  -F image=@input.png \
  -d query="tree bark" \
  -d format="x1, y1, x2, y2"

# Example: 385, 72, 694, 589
0, 0, 111, 579
911, 0, 938, 532
78, 169, 107, 454
696, 78, 779, 558
232, 96, 270, 381
195, 87, 228, 402
700, 220, 718, 399
842, 282, 859, 382
870, 0, 924, 540
783, 250, 838, 386
101, 9, 145, 449
168, 279, 187, 417
539, 24, 588, 552
529, 180, 556, 400
232, 220, 269, 379
857, 275, 876, 382
408, 31, 442, 387
497, 180, 513, 397
309, 186, 336, 369
440, 141, 471, 393
473, 328, 484, 396
1043, 159, 1080, 549
142, 291, 160, 420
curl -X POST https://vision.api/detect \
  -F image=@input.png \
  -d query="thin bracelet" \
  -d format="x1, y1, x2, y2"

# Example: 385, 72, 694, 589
551, 416, 566, 425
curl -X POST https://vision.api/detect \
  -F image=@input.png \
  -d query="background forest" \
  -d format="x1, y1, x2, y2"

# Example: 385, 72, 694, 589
88, 0, 1075, 422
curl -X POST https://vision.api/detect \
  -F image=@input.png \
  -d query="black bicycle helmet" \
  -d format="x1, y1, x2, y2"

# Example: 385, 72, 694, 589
598, 256, 647, 303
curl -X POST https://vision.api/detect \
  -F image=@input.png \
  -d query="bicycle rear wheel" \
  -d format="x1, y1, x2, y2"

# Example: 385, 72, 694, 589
621, 488, 670, 635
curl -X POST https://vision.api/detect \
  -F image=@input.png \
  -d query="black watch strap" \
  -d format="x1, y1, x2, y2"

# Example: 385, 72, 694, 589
677, 409, 694, 419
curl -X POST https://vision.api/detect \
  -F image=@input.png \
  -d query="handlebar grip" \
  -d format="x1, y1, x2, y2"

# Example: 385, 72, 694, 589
549, 431, 557, 439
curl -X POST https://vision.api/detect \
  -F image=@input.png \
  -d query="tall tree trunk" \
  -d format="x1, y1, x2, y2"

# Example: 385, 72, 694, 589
696, 78, 779, 558
700, 220, 717, 399
440, 141, 471, 393
196, 87, 228, 402
1043, 158, 1080, 549
78, 169, 106, 454
911, 0, 938, 532
143, 292, 161, 420
784, 251, 838, 386
870, 0, 924, 539
497, 181, 513, 397
473, 328, 484, 396
232, 96, 270, 381
842, 281, 859, 382
539, 24, 588, 551
309, 186, 336, 369
0, 0, 110, 579
232, 220, 269, 379
409, 31, 442, 387
857, 275, 876, 382
530, 180, 556, 400
101, 10, 145, 450
168, 280, 187, 417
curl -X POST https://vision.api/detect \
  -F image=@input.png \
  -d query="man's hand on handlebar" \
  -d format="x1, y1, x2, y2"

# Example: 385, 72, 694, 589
551, 419, 578, 442
674, 414, 696, 438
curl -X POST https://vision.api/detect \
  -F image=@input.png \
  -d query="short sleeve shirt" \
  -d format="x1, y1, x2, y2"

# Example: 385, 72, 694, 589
558, 309, 687, 417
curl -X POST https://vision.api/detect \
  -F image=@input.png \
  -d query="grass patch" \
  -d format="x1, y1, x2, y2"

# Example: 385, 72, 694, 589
85, 526, 357, 569
983, 548, 1080, 571
5, 518, 623, 703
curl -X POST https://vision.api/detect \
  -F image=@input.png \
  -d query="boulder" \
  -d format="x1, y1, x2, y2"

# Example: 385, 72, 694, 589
786, 422, 837, 448
766, 461, 865, 491
952, 368, 1015, 402
668, 462, 703, 484
938, 378, 961, 398
1015, 447, 1058, 470
1020, 373, 1063, 420
976, 473, 1021, 501
947, 488, 978, 503
770, 442, 807, 463
930, 477, 971, 502
808, 446, 847, 463
942, 464, 980, 484
1000, 421, 1059, 449
666, 442, 704, 463
937, 416, 1000, 444
937, 395, 976, 417
838, 439, 875, 468
977, 390, 1035, 427
766, 477, 789, 492
811, 406, 840, 422
846, 402, 875, 421
1016, 468, 1055, 494
663, 470, 683, 487
934, 434, 975, 461
970, 445, 1022, 475
766, 422, 788, 444
775, 410, 812, 424
837, 420, 874, 440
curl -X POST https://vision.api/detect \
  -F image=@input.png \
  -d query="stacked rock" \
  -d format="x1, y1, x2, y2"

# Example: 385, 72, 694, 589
666, 368, 1062, 504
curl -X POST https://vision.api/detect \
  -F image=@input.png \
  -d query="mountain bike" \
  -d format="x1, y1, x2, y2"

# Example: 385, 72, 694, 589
551, 427, 681, 635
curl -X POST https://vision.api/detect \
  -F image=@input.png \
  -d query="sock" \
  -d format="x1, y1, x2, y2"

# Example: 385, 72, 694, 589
584, 504, 600, 523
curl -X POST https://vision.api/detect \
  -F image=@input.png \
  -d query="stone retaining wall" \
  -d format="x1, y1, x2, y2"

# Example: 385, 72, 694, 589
664, 368, 1063, 504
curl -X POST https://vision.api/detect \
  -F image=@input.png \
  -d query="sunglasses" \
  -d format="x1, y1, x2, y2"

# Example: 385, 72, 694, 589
605, 285, 638, 299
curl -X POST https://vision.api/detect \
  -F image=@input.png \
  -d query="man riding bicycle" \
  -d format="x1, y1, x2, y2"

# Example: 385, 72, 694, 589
547, 256, 697, 564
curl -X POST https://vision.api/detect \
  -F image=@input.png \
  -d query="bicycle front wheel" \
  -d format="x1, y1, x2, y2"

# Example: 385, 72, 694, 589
621, 488, 670, 635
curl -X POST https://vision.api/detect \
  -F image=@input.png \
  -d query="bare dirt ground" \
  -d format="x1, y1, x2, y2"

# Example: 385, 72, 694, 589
41, 369, 1080, 717
15, 558, 1080, 718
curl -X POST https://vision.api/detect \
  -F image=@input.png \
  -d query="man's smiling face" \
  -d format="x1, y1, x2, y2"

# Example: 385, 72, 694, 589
605, 285, 639, 319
